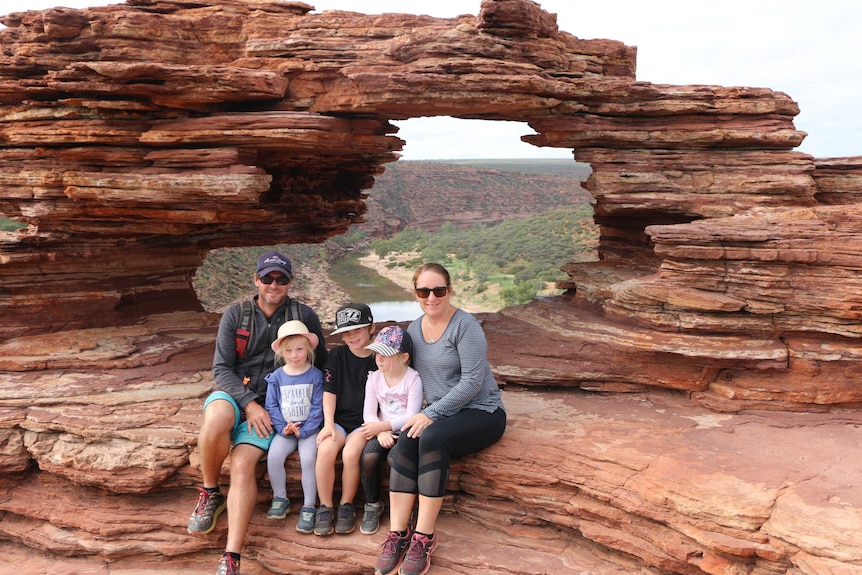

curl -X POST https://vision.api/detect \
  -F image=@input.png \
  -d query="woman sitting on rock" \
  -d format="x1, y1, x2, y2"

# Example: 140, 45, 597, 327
374, 262, 507, 575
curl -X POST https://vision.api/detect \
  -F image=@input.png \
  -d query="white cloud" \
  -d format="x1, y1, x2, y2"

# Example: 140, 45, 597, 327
2, 0, 860, 159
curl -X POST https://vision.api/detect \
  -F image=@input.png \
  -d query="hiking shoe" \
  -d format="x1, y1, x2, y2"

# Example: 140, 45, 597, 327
313, 504, 334, 536
217, 552, 240, 575
266, 497, 290, 520
296, 505, 316, 534
188, 487, 226, 534
398, 532, 438, 575
360, 501, 384, 535
374, 528, 413, 575
334, 502, 356, 534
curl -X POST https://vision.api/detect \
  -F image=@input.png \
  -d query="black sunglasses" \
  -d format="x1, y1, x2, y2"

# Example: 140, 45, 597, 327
259, 275, 290, 285
415, 286, 450, 298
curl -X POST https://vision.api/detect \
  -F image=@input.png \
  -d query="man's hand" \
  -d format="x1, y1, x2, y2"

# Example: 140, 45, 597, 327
243, 401, 273, 438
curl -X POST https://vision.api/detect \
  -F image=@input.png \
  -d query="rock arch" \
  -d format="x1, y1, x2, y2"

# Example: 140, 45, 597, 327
3, 0, 860, 411
0, 0, 791, 325
3, 1, 862, 573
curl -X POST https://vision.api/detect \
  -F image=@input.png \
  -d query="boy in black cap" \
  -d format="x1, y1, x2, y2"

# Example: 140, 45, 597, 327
313, 303, 377, 536
188, 250, 327, 575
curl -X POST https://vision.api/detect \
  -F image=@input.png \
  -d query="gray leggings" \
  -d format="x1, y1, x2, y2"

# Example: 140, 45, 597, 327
267, 431, 318, 506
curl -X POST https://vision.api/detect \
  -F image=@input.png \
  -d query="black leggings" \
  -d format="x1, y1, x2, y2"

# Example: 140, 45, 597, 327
360, 436, 391, 504
389, 408, 506, 498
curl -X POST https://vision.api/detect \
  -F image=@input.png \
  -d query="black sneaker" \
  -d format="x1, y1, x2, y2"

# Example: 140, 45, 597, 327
313, 504, 334, 536
216, 551, 240, 575
360, 501, 384, 535
187, 487, 226, 534
374, 528, 413, 575
334, 502, 356, 534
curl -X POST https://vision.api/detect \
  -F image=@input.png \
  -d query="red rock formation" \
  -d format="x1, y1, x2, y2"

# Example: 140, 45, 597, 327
2, 0, 862, 574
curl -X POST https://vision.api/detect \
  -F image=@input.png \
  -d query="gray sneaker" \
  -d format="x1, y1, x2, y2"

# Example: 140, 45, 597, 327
399, 531, 438, 575
313, 504, 334, 536
334, 502, 356, 534
187, 487, 226, 534
266, 497, 290, 520
296, 505, 316, 533
360, 501, 384, 535
374, 528, 413, 575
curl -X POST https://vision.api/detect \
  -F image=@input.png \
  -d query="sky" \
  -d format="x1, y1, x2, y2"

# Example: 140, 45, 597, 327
2, 0, 860, 160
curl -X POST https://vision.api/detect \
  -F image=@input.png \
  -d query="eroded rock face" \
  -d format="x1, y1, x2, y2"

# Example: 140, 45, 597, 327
2, 316, 861, 574
2, 0, 862, 573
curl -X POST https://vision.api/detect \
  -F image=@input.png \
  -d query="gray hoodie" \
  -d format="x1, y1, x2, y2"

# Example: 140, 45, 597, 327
211, 296, 327, 410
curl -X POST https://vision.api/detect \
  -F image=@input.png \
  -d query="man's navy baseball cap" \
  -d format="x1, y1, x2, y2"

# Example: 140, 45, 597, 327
257, 251, 292, 278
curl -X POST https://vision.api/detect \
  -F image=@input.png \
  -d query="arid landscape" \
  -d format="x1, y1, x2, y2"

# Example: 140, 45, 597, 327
191, 159, 593, 321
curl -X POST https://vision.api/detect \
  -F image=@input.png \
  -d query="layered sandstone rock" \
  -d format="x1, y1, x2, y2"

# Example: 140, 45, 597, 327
3, 315, 861, 574
2, 0, 862, 573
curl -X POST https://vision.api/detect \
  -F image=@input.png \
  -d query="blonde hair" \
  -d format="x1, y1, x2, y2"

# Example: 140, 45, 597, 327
275, 334, 315, 367
391, 350, 412, 367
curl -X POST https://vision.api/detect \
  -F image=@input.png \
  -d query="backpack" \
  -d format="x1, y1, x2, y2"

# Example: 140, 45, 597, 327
235, 298, 303, 358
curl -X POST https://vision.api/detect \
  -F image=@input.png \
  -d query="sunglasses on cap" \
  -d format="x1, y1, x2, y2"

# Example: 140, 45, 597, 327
259, 275, 290, 285
415, 286, 450, 298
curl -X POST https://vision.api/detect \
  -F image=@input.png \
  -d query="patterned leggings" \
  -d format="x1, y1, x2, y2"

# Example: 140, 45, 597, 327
389, 408, 506, 498
360, 436, 392, 504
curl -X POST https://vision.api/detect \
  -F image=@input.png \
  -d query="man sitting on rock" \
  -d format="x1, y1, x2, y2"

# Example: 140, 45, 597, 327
187, 251, 328, 575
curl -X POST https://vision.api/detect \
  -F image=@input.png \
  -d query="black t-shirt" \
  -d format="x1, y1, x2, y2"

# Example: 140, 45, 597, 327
324, 345, 378, 433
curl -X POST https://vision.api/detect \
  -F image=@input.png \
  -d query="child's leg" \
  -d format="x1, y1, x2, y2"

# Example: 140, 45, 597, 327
297, 432, 319, 507
339, 431, 368, 505
360, 437, 387, 504
314, 428, 346, 507
267, 433, 297, 499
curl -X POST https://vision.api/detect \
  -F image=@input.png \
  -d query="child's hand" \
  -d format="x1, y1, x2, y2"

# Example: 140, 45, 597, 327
361, 421, 388, 440
359, 421, 375, 440
377, 431, 396, 449
317, 424, 336, 446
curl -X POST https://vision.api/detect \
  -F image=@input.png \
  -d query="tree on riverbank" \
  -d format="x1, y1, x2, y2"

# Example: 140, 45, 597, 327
190, 160, 595, 313
370, 205, 598, 307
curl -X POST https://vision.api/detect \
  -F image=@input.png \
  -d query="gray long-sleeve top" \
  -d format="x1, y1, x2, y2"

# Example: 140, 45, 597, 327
406, 308, 504, 420
212, 296, 327, 410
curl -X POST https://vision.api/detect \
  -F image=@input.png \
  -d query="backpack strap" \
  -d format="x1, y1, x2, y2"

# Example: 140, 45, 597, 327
236, 298, 302, 358
235, 299, 255, 359
286, 297, 303, 323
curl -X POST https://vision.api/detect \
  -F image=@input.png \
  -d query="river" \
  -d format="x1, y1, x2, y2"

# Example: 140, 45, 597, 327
328, 255, 422, 323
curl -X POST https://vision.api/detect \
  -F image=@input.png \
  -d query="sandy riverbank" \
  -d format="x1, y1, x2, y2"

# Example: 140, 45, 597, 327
357, 252, 501, 314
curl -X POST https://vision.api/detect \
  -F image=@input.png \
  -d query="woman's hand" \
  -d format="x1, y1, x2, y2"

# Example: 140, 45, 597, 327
403, 412, 433, 439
